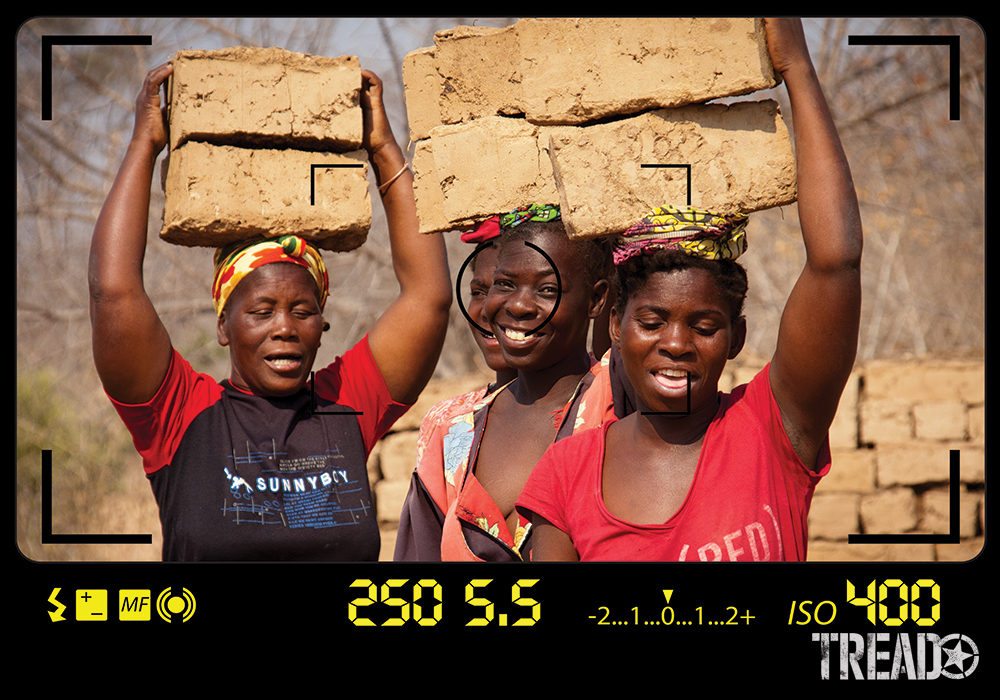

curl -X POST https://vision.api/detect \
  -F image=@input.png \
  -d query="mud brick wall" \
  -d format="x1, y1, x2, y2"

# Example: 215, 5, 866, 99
160, 46, 372, 252
370, 356, 985, 562
404, 17, 796, 238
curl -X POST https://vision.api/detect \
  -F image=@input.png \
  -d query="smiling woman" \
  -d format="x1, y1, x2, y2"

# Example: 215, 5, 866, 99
516, 18, 864, 562
612, 248, 748, 417
88, 63, 451, 561
392, 204, 619, 562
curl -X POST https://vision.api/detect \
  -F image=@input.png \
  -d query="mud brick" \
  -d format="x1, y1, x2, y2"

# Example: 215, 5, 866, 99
859, 487, 919, 534
549, 100, 797, 238
515, 17, 778, 125
160, 141, 370, 251
808, 492, 860, 541
818, 448, 876, 493
913, 400, 968, 441
874, 443, 968, 487
921, 484, 979, 537
859, 397, 913, 445
404, 18, 778, 140
402, 46, 445, 145
862, 359, 985, 404
412, 117, 561, 234
168, 47, 362, 152
432, 25, 524, 132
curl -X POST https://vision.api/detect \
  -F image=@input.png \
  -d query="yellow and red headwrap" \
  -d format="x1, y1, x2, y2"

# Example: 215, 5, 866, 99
613, 206, 748, 266
212, 235, 329, 317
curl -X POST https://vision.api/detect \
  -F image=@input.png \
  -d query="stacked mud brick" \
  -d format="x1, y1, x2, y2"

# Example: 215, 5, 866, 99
808, 358, 985, 561
160, 46, 371, 252
403, 18, 797, 239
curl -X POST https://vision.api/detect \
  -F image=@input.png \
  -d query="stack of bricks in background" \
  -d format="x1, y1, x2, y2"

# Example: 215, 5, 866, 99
371, 356, 985, 561
161, 46, 371, 252
403, 17, 797, 238
808, 358, 985, 561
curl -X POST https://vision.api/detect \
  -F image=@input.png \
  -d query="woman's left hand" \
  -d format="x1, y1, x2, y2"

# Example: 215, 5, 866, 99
360, 68, 395, 159
763, 18, 814, 79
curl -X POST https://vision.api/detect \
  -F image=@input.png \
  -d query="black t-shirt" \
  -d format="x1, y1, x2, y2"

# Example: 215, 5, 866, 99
111, 336, 408, 561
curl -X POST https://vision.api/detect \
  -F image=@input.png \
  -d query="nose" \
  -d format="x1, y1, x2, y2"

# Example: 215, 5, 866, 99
658, 322, 693, 358
504, 285, 540, 319
269, 309, 299, 339
484, 283, 540, 325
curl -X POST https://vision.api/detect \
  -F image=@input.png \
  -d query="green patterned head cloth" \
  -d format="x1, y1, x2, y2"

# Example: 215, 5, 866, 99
499, 203, 561, 229
613, 206, 748, 266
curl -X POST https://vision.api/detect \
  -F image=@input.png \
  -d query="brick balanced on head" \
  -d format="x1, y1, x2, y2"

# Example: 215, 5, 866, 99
160, 46, 372, 252
403, 17, 797, 239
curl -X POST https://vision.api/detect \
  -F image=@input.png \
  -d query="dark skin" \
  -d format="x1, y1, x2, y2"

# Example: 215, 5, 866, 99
467, 243, 517, 386
603, 268, 746, 524
90, 63, 451, 407
532, 18, 864, 560
217, 263, 325, 397
476, 229, 608, 535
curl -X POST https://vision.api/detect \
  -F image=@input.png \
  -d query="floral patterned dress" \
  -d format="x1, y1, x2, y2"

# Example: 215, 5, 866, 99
394, 352, 615, 561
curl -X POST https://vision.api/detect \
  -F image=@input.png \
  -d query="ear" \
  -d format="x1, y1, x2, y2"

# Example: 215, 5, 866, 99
217, 313, 230, 347
588, 279, 610, 319
728, 315, 747, 360
609, 308, 622, 351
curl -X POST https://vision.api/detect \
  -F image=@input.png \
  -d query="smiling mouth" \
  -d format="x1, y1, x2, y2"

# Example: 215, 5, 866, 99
499, 325, 541, 342
658, 369, 688, 378
265, 354, 303, 370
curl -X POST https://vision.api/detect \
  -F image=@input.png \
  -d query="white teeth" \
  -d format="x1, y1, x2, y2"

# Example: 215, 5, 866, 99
504, 328, 527, 341
270, 358, 298, 367
658, 369, 688, 378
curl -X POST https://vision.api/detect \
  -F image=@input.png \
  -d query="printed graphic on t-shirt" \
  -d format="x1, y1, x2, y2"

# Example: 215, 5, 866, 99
675, 504, 785, 561
222, 442, 371, 530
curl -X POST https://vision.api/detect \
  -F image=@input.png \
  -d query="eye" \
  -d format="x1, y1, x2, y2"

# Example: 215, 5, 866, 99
632, 313, 662, 330
692, 324, 719, 336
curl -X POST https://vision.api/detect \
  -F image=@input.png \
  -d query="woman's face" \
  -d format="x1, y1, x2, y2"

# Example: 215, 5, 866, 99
484, 229, 606, 373
612, 267, 745, 416
467, 243, 508, 373
217, 263, 324, 396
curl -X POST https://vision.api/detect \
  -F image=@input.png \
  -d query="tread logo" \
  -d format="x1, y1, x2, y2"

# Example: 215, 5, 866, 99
813, 632, 978, 680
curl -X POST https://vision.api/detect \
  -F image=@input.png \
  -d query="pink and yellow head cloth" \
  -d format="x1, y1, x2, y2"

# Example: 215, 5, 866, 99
212, 235, 330, 317
613, 206, 749, 266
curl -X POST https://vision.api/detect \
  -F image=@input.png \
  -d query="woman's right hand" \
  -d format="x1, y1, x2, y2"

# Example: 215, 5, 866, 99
131, 62, 173, 155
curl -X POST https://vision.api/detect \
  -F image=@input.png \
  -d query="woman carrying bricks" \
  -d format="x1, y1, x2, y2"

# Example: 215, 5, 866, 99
392, 218, 518, 560
516, 18, 863, 561
395, 204, 619, 561
88, 63, 451, 561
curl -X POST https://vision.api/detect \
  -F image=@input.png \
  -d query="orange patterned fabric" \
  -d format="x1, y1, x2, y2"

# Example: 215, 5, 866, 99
212, 235, 329, 317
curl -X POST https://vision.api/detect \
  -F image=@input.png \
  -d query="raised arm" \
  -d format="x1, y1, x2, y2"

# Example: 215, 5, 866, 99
361, 69, 452, 405
765, 18, 864, 467
89, 63, 175, 405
